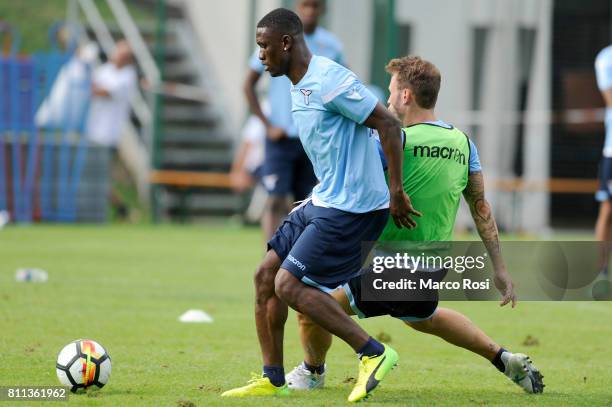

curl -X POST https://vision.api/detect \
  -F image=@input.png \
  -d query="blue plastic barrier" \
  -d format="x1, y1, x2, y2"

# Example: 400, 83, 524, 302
0, 22, 100, 223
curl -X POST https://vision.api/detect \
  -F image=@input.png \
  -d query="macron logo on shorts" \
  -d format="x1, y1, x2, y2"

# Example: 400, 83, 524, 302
287, 254, 306, 271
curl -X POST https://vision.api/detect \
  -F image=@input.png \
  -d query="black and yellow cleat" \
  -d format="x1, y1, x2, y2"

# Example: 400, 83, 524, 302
348, 344, 399, 402
221, 374, 290, 397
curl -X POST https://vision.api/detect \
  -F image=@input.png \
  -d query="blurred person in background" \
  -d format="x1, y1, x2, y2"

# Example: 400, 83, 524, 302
85, 40, 137, 147
35, 32, 136, 220
230, 100, 269, 224
230, 100, 268, 192
243, 0, 344, 240
86, 40, 137, 219
36, 26, 97, 130
594, 44, 612, 280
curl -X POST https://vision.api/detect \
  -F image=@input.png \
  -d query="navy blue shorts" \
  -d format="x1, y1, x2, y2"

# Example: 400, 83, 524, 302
268, 200, 389, 290
262, 137, 317, 201
250, 165, 263, 182
596, 156, 612, 202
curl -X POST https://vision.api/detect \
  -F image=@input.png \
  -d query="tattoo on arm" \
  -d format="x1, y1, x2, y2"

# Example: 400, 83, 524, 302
463, 172, 504, 271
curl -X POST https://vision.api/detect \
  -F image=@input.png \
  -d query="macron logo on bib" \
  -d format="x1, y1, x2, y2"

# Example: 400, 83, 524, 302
287, 254, 306, 271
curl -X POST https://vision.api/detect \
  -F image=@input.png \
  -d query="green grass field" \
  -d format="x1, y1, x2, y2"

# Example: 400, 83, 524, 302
1, 225, 611, 406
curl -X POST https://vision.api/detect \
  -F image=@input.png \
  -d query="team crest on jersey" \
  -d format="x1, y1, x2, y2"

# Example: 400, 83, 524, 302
300, 89, 312, 105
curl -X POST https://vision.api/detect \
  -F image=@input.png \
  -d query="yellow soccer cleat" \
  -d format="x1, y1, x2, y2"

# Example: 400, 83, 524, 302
348, 344, 399, 402
221, 374, 290, 398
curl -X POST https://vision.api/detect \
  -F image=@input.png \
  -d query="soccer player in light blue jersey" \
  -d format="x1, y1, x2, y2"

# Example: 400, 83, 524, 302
595, 45, 612, 279
244, 0, 344, 240
223, 8, 420, 402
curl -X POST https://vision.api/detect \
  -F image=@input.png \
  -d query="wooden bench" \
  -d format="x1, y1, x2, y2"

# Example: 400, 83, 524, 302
150, 170, 235, 221
150, 170, 232, 189
151, 170, 599, 194
493, 178, 598, 194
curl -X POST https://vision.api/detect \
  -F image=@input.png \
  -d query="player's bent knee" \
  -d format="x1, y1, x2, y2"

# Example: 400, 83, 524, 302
296, 312, 315, 326
254, 265, 274, 290
253, 251, 281, 300
274, 269, 299, 303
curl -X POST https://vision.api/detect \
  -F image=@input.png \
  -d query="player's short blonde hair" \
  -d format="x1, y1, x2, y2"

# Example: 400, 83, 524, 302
385, 56, 441, 109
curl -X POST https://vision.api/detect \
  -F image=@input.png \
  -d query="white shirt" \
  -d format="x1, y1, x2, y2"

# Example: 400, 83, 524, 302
86, 63, 137, 146
595, 45, 612, 156
35, 57, 91, 130
240, 100, 269, 173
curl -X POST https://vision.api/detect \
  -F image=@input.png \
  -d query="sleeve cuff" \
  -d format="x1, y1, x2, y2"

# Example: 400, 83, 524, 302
357, 96, 379, 125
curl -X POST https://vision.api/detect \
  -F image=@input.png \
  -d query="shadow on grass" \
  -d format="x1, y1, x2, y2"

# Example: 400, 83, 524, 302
183, 384, 612, 407
283, 386, 581, 406
74, 387, 147, 399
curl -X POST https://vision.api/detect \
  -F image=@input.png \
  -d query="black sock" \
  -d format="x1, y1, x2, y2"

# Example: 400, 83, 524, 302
357, 337, 385, 359
303, 361, 325, 375
262, 365, 285, 387
491, 348, 508, 372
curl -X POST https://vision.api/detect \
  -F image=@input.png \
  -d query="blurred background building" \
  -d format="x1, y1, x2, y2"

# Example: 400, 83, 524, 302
1, 0, 610, 233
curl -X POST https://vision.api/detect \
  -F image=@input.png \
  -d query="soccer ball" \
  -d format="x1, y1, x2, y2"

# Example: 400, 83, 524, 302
56, 339, 111, 393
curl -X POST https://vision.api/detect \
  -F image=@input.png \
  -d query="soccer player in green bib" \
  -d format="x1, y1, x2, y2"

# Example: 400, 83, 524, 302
285, 56, 544, 394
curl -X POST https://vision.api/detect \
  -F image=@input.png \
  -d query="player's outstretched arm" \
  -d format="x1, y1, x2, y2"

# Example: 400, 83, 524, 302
364, 103, 421, 228
243, 69, 267, 125
243, 69, 286, 141
462, 171, 517, 307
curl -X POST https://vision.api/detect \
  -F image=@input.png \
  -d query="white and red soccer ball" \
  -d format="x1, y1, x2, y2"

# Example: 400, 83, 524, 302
56, 339, 111, 393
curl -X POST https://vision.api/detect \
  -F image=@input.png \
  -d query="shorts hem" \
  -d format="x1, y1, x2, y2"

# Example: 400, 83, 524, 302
395, 308, 437, 322
596, 190, 610, 202
300, 275, 338, 293
343, 283, 367, 318
267, 239, 287, 262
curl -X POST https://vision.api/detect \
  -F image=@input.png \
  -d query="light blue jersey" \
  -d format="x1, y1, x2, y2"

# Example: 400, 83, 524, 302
595, 45, 612, 156
249, 27, 344, 138
467, 138, 482, 173
290, 56, 389, 213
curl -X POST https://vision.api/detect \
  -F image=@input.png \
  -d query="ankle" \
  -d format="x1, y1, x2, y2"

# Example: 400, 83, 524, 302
357, 337, 384, 359
491, 347, 510, 372
263, 365, 286, 387
303, 361, 325, 374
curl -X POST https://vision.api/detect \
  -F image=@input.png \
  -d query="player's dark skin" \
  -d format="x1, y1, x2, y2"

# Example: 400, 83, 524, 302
253, 25, 421, 366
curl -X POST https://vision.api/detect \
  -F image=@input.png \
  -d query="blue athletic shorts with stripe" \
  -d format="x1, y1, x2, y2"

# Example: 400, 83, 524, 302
262, 138, 317, 201
596, 156, 612, 202
267, 199, 389, 291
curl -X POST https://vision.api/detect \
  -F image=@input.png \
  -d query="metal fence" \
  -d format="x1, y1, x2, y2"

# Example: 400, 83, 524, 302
0, 24, 109, 223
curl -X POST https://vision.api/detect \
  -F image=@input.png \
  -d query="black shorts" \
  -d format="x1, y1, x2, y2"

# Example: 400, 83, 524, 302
343, 269, 447, 322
